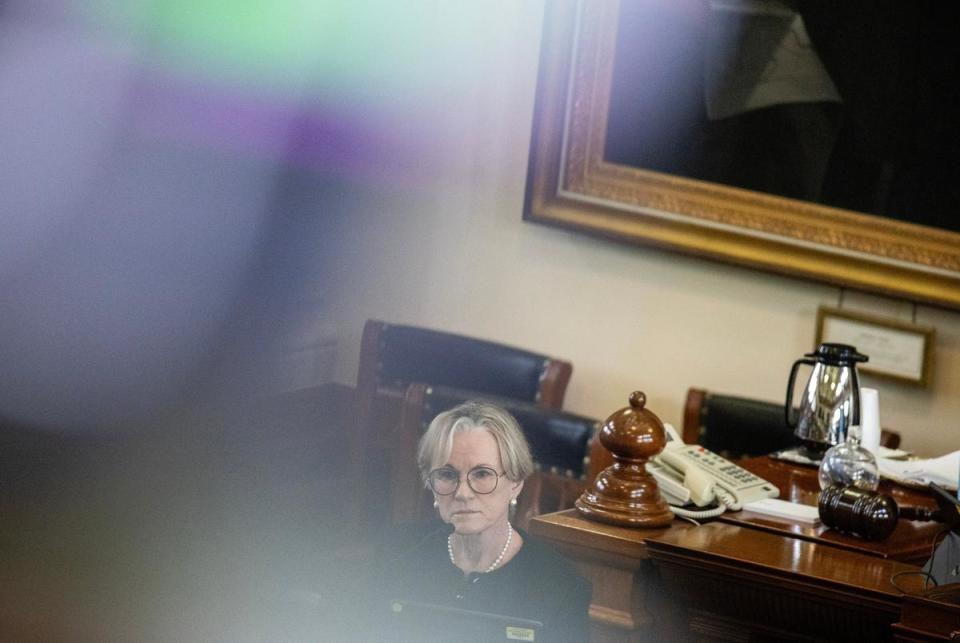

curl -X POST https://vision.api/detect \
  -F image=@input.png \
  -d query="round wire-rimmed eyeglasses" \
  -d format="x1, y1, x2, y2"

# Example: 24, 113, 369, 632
427, 465, 506, 495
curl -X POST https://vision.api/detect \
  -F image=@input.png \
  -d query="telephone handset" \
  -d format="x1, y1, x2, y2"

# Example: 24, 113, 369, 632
650, 424, 780, 519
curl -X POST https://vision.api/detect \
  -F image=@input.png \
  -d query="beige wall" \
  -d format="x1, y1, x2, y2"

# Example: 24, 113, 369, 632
320, 2, 958, 458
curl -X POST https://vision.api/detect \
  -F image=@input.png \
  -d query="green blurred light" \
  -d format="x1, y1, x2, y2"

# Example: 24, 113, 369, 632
81, 0, 507, 99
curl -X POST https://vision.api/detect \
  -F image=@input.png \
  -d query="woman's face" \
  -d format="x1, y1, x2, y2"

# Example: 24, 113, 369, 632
433, 429, 523, 535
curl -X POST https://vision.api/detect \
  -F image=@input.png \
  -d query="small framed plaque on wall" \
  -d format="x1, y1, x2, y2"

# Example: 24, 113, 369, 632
815, 307, 935, 386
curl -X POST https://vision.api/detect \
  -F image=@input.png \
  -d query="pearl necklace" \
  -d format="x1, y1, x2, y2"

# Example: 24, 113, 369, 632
448, 522, 513, 573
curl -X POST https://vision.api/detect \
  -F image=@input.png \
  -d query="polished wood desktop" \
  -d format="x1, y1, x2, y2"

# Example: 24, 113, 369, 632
723, 457, 942, 565
530, 457, 943, 642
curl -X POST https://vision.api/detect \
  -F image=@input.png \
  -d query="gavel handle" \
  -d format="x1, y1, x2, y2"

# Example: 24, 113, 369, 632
900, 506, 943, 522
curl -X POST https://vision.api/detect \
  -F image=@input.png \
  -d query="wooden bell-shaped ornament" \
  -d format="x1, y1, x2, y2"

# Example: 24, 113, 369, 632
576, 391, 674, 527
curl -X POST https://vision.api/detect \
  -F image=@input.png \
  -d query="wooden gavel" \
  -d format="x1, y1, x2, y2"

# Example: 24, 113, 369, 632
819, 483, 960, 541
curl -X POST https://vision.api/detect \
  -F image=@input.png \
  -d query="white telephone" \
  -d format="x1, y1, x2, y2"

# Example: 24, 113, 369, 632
650, 424, 780, 519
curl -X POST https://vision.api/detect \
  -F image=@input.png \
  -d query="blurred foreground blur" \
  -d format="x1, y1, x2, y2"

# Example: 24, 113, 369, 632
0, 0, 408, 638
0, 0, 519, 635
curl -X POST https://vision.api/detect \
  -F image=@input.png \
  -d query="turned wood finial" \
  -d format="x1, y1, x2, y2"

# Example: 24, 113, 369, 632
575, 391, 674, 527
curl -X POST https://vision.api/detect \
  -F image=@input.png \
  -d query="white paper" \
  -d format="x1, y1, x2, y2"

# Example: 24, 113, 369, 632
878, 450, 960, 492
860, 388, 882, 457
743, 498, 821, 524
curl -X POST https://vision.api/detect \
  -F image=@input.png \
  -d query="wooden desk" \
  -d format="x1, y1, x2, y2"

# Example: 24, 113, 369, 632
527, 510, 695, 639
731, 457, 941, 564
647, 521, 926, 641
530, 458, 941, 641
531, 510, 927, 642
893, 584, 960, 641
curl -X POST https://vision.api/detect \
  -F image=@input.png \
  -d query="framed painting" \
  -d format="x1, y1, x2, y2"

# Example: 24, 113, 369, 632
524, 0, 960, 308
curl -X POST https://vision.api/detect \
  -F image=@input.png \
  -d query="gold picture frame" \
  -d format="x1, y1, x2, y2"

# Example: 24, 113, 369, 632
815, 307, 935, 386
523, 0, 960, 309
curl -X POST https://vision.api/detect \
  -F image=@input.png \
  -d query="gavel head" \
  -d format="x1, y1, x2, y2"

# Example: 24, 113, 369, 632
818, 484, 899, 541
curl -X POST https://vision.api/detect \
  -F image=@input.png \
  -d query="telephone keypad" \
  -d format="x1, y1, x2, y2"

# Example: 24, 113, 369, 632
677, 446, 766, 490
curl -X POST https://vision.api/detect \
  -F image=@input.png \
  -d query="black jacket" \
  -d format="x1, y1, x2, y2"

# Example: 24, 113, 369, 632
370, 522, 591, 642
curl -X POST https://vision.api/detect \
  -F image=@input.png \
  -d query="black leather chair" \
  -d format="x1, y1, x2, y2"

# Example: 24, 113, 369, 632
683, 388, 901, 460
390, 384, 598, 529
356, 320, 573, 409
348, 320, 575, 534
